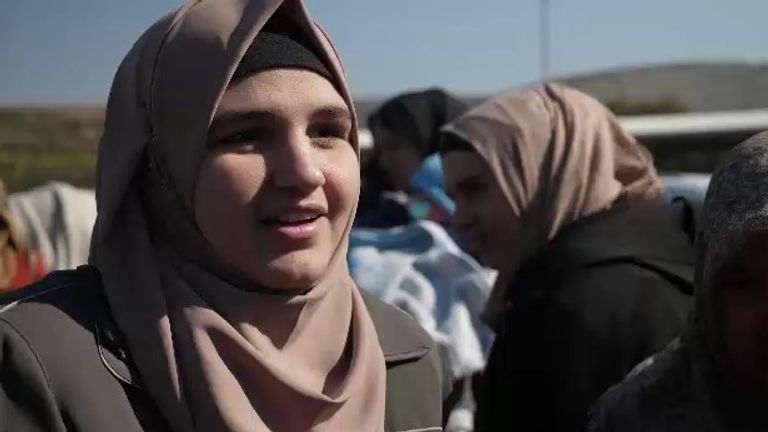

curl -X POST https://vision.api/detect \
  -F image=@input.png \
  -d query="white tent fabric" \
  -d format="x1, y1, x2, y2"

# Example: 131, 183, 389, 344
349, 221, 495, 431
8, 182, 96, 272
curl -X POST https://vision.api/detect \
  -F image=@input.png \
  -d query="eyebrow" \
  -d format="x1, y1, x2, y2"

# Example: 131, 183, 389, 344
311, 104, 352, 122
448, 174, 486, 193
211, 110, 278, 127
211, 104, 352, 128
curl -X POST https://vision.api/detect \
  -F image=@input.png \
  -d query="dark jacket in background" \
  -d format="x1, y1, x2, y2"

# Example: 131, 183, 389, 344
474, 200, 697, 432
587, 336, 768, 432
0, 266, 446, 432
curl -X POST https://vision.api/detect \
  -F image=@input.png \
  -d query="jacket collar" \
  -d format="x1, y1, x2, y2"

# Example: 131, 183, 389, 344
519, 200, 696, 289
98, 288, 432, 388
360, 291, 433, 363
544, 200, 696, 269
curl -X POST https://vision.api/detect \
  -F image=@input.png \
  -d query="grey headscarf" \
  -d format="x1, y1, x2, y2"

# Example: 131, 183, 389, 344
696, 131, 768, 355
587, 131, 768, 432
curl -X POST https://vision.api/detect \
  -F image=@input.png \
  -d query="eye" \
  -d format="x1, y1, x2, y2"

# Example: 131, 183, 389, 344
307, 121, 350, 148
217, 126, 272, 147
461, 180, 487, 196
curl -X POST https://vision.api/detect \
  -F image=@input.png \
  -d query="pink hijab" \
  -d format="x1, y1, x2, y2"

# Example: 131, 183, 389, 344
89, 1, 386, 431
443, 83, 663, 324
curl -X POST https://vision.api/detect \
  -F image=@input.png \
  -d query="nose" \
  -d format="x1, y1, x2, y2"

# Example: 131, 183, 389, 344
273, 133, 325, 191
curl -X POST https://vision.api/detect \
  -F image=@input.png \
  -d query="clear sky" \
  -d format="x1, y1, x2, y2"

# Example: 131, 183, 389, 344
2, 0, 767, 105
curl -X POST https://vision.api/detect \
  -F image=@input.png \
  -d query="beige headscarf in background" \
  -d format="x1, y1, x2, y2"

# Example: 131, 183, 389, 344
443, 83, 663, 325
89, 1, 385, 431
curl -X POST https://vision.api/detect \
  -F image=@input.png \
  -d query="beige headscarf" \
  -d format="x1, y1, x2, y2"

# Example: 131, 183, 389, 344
89, 1, 386, 431
443, 83, 663, 325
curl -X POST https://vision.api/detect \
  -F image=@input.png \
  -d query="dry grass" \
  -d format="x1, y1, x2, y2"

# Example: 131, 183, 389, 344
0, 106, 104, 192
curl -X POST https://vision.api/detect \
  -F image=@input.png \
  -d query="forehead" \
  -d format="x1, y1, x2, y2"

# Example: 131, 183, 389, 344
441, 151, 490, 184
215, 68, 347, 117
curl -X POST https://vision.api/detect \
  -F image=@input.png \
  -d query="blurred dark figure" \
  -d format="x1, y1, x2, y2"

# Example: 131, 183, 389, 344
440, 83, 695, 432
370, 88, 467, 191
590, 131, 768, 432
0, 180, 45, 293
356, 88, 466, 228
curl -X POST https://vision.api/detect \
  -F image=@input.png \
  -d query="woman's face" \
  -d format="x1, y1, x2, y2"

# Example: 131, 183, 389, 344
442, 150, 520, 271
196, 69, 359, 290
377, 146, 422, 191
718, 230, 768, 393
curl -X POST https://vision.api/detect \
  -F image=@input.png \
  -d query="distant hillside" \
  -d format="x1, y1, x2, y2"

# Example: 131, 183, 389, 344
3, 61, 768, 191
0, 107, 102, 192
562, 62, 768, 113
353, 97, 486, 126
355, 62, 768, 119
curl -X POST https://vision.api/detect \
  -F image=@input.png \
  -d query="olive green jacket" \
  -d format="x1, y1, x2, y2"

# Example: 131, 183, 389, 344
0, 266, 444, 432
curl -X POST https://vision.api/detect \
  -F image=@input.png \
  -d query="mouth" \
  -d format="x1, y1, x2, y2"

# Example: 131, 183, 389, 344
262, 212, 322, 227
259, 206, 327, 241
459, 227, 480, 245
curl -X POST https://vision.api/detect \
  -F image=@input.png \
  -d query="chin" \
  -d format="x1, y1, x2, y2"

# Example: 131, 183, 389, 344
472, 248, 495, 268
253, 250, 331, 290
483, 252, 513, 273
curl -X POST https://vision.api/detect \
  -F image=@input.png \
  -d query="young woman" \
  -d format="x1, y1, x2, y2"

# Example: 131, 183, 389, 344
439, 83, 695, 432
590, 131, 768, 432
0, 1, 444, 431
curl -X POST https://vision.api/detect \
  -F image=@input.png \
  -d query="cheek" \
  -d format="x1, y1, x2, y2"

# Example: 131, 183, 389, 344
376, 152, 398, 179
482, 189, 517, 233
378, 150, 419, 189
194, 153, 265, 245
723, 293, 768, 378
485, 193, 522, 261
401, 152, 422, 178
320, 148, 360, 221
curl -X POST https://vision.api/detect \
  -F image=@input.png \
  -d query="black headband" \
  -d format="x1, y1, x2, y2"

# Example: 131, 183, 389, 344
232, 14, 334, 84
439, 131, 475, 154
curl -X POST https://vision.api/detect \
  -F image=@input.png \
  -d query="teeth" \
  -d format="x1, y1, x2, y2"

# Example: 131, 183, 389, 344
278, 213, 318, 223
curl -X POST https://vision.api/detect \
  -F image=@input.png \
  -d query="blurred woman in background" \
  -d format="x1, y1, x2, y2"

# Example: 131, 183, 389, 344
590, 131, 768, 432
440, 82, 696, 432
369, 88, 467, 192
357, 88, 466, 228
0, 1, 444, 431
